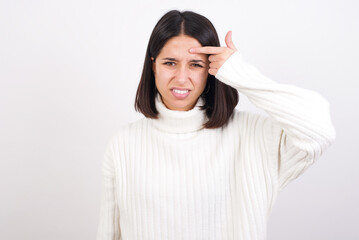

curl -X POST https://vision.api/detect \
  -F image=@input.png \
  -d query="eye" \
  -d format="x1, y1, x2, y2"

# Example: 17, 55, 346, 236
192, 63, 203, 68
163, 61, 175, 66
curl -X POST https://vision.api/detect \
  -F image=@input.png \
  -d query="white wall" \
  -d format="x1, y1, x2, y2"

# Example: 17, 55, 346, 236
1, 0, 358, 239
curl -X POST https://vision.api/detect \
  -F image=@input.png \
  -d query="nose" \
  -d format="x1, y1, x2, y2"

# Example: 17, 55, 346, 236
175, 64, 190, 83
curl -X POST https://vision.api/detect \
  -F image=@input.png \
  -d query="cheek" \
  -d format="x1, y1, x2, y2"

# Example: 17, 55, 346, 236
197, 70, 208, 81
193, 72, 208, 89
156, 68, 173, 80
155, 70, 176, 94
155, 69, 171, 86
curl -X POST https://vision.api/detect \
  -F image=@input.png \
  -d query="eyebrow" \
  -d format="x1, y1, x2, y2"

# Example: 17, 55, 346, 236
161, 57, 206, 63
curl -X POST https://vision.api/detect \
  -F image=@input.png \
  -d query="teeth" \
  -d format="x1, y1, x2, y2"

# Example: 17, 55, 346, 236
173, 89, 189, 94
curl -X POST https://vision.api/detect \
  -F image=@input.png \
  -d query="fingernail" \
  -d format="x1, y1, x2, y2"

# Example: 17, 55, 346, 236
189, 48, 195, 53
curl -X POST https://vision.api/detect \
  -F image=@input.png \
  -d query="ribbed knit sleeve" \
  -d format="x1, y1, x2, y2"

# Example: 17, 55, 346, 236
215, 51, 336, 191
97, 135, 121, 240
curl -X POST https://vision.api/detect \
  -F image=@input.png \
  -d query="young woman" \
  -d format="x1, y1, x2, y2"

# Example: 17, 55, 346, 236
97, 9, 336, 240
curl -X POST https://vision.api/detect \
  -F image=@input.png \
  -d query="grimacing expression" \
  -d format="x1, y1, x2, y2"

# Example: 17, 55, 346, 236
151, 34, 209, 111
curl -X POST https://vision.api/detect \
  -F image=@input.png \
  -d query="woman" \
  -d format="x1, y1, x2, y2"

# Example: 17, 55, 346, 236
97, 9, 336, 240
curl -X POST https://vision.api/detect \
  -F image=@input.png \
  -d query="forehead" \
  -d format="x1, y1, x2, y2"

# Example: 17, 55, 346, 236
159, 35, 206, 59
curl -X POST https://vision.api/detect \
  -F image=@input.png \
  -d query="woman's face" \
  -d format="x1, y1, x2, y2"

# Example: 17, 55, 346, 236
152, 34, 209, 111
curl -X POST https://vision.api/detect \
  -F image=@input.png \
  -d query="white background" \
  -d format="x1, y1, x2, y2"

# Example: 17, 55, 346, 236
1, 0, 358, 239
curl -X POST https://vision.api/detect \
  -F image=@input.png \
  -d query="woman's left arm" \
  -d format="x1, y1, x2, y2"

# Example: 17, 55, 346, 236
190, 31, 336, 191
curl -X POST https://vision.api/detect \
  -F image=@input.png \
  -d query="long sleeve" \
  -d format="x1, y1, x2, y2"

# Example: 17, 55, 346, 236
97, 136, 121, 240
215, 51, 336, 191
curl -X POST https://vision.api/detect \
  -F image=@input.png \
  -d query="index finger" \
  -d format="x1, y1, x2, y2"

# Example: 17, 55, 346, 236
189, 46, 224, 54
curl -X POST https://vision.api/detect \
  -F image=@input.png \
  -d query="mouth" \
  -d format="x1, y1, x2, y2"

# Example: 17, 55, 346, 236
171, 88, 191, 99
171, 88, 190, 94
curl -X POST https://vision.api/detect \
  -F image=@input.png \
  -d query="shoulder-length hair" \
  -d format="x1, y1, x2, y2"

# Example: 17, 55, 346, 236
134, 9, 239, 129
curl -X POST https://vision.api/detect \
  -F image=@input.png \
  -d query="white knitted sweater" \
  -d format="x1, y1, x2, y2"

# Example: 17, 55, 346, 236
96, 51, 336, 240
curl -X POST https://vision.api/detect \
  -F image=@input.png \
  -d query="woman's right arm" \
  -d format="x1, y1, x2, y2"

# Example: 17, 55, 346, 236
96, 136, 121, 240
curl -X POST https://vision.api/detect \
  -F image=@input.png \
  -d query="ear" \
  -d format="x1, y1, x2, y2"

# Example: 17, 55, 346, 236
151, 57, 155, 73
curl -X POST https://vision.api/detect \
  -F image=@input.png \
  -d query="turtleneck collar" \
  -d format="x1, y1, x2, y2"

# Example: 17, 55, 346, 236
150, 93, 208, 134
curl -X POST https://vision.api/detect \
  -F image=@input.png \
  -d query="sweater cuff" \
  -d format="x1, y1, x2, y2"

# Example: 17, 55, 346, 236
215, 50, 276, 90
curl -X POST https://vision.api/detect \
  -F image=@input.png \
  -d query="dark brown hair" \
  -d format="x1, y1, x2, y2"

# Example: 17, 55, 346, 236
134, 9, 239, 129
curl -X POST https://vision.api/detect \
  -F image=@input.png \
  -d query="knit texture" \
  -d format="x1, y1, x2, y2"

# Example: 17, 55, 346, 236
96, 51, 336, 240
